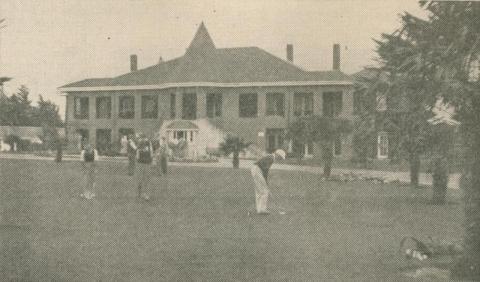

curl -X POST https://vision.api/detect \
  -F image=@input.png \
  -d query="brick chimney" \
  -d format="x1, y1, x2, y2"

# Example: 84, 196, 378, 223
130, 54, 138, 72
333, 44, 340, 70
286, 44, 293, 63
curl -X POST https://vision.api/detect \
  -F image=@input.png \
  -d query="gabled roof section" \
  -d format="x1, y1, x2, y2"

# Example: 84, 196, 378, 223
166, 120, 199, 130
352, 68, 389, 85
61, 78, 115, 88
60, 23, 353, 91
185, 22, 216, 57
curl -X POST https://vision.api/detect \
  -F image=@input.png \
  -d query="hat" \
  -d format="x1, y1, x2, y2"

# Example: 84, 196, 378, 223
274, 149, 286, 160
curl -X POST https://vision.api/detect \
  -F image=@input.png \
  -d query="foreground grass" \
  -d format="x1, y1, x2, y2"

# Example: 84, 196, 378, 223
0, 159, 463, 281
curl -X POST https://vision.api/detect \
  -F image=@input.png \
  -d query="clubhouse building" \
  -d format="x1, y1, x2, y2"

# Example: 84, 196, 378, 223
59, 23, 354, 158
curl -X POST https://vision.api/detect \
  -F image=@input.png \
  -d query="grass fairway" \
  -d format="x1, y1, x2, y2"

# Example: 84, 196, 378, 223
0, 158, 463, 281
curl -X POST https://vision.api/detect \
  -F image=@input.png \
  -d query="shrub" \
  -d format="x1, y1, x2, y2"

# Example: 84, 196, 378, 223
206, 147, 222, 157
4, 134, 21, 150
219, 135, 251, 168
168, 155, 218, 163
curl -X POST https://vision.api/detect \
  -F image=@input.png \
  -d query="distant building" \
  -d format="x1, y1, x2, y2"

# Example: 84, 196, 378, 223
352, 68, 393, 160
59, 23, 354, 158
0, 126, 65, 151
353, 68, 460, 160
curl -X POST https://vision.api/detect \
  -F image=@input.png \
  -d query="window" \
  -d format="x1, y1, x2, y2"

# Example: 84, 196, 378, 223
119, 128, 134, 139
353, 91, 363, 115
74, 97, 89, 119
376, 93, 387, 112
292, 139, 314, 158
266, 128, 285, 153
96, 129, 112, 154
170, 94, 176, 119
182, 93, 197, 120
334, 135, 342, 156
75, 129, 89, 149
239, 93, 258, 118
141, 95, 158, 119
306, 141, 314, 155
469, 58, 480, 82
207, 93, 222, 118
96, 97, 111, 119
323, 92, 343, 117
266, 93, 285, 116
119, 96, 135, 119
171, 130, 196, 142
377, 132, 389, 159
293, 93, 313, 116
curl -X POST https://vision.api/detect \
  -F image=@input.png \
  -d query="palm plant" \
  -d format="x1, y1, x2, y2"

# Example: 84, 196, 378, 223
219, 135, 251, 168
288, 116, 352, 177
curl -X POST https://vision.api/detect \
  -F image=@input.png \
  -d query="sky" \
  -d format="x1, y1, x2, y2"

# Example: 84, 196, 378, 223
0, 0, 427, 117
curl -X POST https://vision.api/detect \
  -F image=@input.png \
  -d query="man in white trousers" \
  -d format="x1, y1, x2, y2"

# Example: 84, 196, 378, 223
251, 149, 286, 215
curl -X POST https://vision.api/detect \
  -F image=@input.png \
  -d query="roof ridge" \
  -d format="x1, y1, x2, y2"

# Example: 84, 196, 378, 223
112, 56, 183, 78
217, 46, 258, 50
253, 46, 306, 72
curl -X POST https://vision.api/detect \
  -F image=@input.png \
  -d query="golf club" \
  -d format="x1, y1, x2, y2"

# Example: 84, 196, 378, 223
269, 190, 287, 215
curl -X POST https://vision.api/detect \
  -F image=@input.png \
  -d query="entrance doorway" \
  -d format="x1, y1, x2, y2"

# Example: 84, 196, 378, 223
76, 129, 89, 150
119, 128, 134, 140
96, 129, 112, 154
377, 132, 389, 159
265, 128, 285, 153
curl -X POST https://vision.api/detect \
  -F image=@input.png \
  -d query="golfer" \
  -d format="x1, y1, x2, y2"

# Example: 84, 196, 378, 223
251, 149, 286, 214
80, 143, 98, 200
127, 134, 137, 176
156, 136, 169, 175
135, 133, 153, 200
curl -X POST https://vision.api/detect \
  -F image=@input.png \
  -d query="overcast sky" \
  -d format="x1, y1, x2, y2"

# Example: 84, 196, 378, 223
0, 0, 426, 116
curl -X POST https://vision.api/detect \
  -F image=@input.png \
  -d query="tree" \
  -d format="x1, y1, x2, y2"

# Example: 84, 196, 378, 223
219, 135, 251, 168
33, 95, 63, 127
427, 121, 456, 205
288, 116, 352, 177
351, 76, 377, 166
393, 110, 431, 188
0, 86, 62, 128
1, 85, 34, 126
373, 40, 434, 187
374, 2, 480, 279
4, 134, 20, 151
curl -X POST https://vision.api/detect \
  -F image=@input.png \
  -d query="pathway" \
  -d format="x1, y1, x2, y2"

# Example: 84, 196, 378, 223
0, 152, 461, 189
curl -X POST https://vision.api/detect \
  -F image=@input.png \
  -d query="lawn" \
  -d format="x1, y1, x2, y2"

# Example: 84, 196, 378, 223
0, 158, 464, 281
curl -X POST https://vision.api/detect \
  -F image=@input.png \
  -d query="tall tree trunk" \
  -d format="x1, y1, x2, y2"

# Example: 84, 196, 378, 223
409, 152, 420, 188
431, 157, 448, 204
452, 109, 480, 280
323, 142, 333, 178
55, 141, 63, 163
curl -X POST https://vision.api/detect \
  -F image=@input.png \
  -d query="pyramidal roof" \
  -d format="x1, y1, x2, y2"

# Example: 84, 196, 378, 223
185, 22, 216, 56
60, 23, 352, 90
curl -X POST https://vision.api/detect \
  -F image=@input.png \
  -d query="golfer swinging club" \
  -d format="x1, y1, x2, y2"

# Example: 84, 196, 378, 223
251, 149, 286, 215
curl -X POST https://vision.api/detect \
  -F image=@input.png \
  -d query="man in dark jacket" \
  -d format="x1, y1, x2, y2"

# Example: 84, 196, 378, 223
250, 149, 286, 214
156, 137, 169, 175
135, 133, 153, 200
